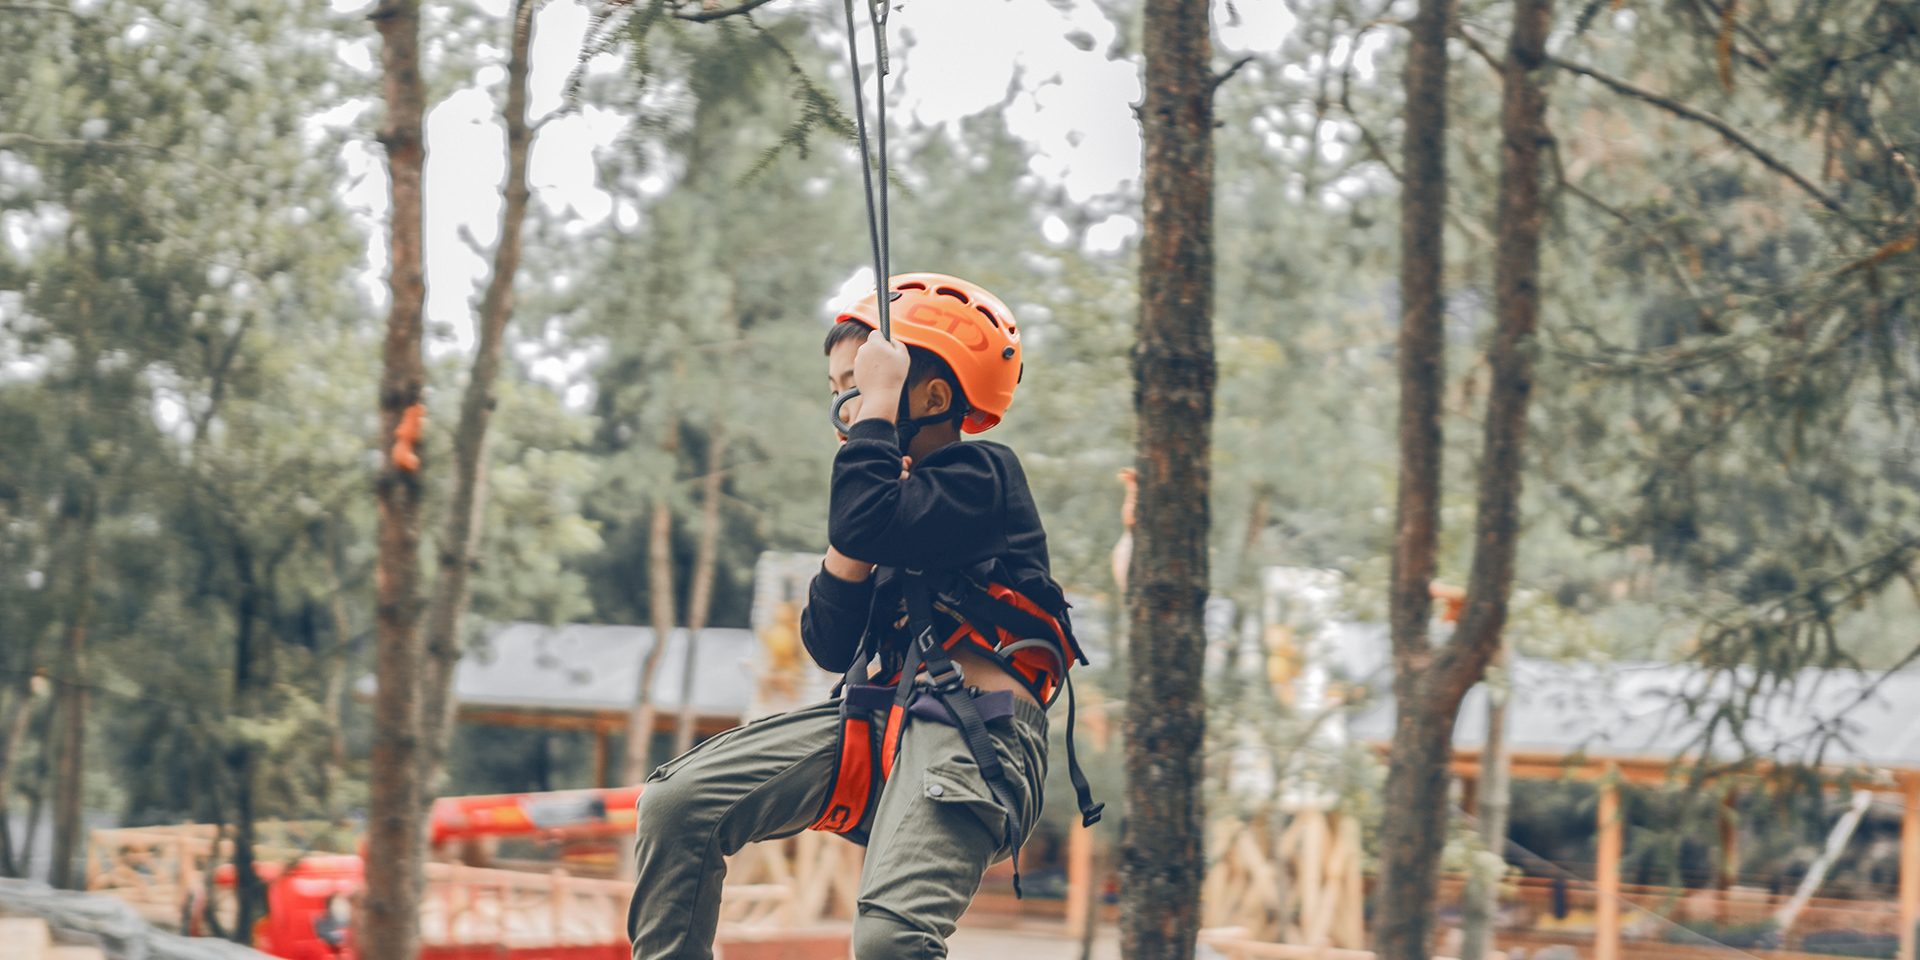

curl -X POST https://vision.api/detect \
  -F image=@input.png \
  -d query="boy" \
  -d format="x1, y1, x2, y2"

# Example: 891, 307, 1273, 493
628, 273, 1097, 960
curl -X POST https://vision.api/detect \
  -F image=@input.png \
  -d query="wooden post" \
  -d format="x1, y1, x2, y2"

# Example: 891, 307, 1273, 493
1718, 789, 1739, 925
1067, 817, 1095, 941
177, 833, 193, 916
593, 728, 610, 789
443, 863, 458, 945
1339, 814, 1365, 950
1900, 773, 1918, 960
1596, 778, 1622, 960
1300, 810, 1328, 945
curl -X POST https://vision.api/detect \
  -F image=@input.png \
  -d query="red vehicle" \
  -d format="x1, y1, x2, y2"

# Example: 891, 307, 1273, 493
214, 787, 646, 960
219, 856, 361, 960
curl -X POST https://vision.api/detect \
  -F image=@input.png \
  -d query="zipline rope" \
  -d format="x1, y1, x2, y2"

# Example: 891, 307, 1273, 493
828, 0, 892, 434
841, 0, 890, 341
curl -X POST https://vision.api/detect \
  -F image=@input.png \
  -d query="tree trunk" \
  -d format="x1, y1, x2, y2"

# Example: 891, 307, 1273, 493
49, 510, 94, 891
229, 746, 263, 944
19, 746, 47, 880
1454, 0, 1552, 697
1376, 2, 1553, 959
1374, 0, 1455, 951
322, 524, 353, 818
673, 423, 727, 757
363, 0, 430, 952
228, 541, 269, 945
625, 422, 679, 784
420, 0, 541, 797
0, 628, 44, 878
1374, 0, 1455, 954
1454, 14, 1551, 953
1120, 2, 1214, 959
1460, 646, 1512, 960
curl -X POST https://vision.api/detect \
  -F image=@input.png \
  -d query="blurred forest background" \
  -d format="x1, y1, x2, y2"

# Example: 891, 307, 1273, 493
2, 0, 1917, 908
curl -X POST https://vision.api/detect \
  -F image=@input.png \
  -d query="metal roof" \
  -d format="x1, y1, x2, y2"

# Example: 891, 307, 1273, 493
453, 622, 759, 717
1343, 643, 1920, 772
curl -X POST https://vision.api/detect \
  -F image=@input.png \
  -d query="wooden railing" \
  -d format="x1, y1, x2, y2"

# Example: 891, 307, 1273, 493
1435, 874, 1905, 946
88, 823, 862, 946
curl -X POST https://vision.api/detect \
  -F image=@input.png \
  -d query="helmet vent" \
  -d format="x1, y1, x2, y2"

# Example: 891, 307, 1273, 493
976, 305, 1000, 328
896, 281, 926, 291
935, 286, 971, 304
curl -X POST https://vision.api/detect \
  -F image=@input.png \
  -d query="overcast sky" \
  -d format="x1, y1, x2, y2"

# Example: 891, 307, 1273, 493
323, 0, 1302, 373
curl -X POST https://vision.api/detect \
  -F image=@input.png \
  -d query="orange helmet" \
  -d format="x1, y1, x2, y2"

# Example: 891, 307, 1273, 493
837, 273, 1022, 433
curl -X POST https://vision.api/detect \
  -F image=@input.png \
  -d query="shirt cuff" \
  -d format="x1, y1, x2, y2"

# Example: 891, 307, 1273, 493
844, 418, 897, 446
813, 562, 875, 607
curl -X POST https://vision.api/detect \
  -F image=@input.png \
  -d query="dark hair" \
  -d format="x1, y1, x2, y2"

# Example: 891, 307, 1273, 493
823, 318, 870, 355
822, 320, 969, 418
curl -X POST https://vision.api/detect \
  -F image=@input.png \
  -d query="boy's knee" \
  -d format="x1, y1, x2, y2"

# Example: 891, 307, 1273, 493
634, 777, 699, 849
852, 907, 943, 960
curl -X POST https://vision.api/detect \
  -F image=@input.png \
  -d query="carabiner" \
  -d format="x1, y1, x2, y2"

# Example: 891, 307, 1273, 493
830, 387, 863, 436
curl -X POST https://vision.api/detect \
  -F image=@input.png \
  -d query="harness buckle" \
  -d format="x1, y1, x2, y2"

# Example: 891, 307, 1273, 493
925, 660, 966, 692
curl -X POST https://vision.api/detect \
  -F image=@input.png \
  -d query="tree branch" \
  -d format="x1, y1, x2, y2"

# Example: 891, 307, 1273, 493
670, 0, 779, 22
454, 223, 491, 261
1337, 46, 1402, 183
1548, 56, 1845, 215
0, 133, 252, 185
0, 134, 157, 152
1210, 55, 1256, 93
1452, 24, 1503, 72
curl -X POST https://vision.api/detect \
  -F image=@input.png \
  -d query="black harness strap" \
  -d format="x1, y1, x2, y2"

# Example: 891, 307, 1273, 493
930, 575, 1105, 829
1061, 671, 1104, 828
903, 572, 1029, 897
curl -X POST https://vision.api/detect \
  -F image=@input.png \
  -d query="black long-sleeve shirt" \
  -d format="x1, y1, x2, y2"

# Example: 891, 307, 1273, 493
799, 418, 1061, 675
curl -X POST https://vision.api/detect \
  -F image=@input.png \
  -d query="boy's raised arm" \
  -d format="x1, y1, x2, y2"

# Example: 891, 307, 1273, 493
828, 420, 1006, 570
800, 560, 872, 673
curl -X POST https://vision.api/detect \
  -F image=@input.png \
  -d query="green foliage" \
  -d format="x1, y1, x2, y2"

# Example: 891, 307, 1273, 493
0, 0, 614, 883
1521, 0, 1920, 759
1, 0, 1913, 880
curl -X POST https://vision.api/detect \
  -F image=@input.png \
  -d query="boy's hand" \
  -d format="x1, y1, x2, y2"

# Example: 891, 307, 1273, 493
852, 335, 910, 425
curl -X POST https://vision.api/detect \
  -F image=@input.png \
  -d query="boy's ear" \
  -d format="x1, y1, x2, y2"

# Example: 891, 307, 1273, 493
921, 378, 953, 418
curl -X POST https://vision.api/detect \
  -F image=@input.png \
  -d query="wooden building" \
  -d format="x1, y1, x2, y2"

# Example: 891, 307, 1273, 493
448, 622, 760, 786
1350, 659, 1920, 960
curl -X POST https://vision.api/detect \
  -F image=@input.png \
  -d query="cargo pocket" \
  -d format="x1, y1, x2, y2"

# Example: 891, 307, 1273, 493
921, 754, 1012, 851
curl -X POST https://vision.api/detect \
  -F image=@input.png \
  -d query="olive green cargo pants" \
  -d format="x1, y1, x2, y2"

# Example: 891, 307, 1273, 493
627, 695, 1047, 960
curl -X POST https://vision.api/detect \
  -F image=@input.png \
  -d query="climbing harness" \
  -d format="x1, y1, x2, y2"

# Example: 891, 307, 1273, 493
808, 566, 1106, 896
809, 4, 1104, 897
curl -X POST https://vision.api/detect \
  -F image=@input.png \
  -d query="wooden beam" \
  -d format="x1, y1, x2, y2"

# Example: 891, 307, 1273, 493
1597, 775, 1622, 960
1900, 772, 1918, 960
1445, 745, 1920, 787
458, 705, 738, 738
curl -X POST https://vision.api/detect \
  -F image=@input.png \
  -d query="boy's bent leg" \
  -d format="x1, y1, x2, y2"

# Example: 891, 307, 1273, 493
851, 698, 1049, 960
629, 701, 843, 960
